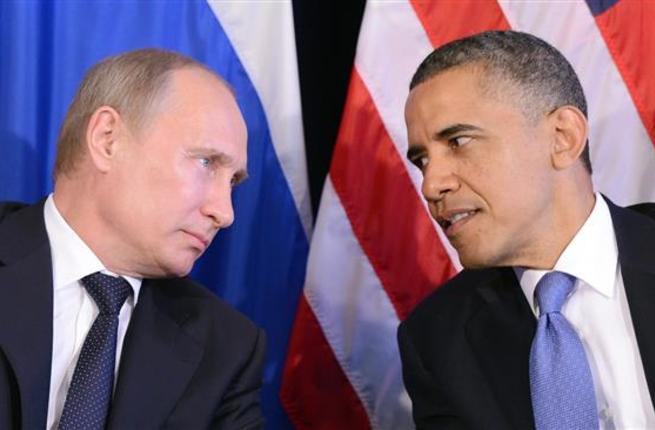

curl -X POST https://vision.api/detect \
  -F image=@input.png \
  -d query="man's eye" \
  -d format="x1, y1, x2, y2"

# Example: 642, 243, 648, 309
199, 157, 212, 168
410, 155, 428, 171
450, 136, 473, 148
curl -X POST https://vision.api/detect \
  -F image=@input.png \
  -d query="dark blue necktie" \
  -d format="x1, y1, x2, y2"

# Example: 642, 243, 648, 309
529, 271, 598, 430
58, 272, 132, 430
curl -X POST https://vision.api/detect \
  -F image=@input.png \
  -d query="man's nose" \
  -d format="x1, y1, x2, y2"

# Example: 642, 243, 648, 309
202, 181, 235, 228
421, 156, 459, 202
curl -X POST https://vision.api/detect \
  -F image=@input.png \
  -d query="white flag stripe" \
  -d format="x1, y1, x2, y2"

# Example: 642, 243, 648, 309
499, 0, 655, 205
207, 1, 312, 237
355, 1, 462, 270
304, 178, 413, 430
355, 1, 432, 159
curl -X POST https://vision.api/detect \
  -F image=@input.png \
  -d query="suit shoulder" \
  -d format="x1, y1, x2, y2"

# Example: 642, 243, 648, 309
149, 277, 260, 337
628, 202, 655, 222
0, 201, 28, 221
401, 268, 505, 329
0, 201, 33, 228
0, 200, 49, 264
398, 268, 512, 376
604, 195, 655, 227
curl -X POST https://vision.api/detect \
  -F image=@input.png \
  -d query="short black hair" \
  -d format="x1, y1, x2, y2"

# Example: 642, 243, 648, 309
411, 30, 591, 174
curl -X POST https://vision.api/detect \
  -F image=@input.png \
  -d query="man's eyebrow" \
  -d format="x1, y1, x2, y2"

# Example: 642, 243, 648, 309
406, 144, 424, 161
406, 123, 483, 160
190, 148, 234, 164
189, 148, 248, 183
434, 124, 483, 140
233, 169, 248, 185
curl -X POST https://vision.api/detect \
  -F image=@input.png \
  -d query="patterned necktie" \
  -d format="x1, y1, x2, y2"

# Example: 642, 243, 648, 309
529, 271, 598, 430
58, 272, 132, 430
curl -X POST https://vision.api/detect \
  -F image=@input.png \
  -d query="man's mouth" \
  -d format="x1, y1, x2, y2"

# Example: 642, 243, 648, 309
436, 209, 479, 235
184, 230, 211, 250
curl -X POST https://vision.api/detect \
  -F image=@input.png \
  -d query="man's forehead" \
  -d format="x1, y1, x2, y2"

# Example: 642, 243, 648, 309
137, 67, 247, 159
148, 68, 244, 131
164, 67, 234, 102
406, 65, 528, 124
409, 64, 493, 99
406, 67, 480, 119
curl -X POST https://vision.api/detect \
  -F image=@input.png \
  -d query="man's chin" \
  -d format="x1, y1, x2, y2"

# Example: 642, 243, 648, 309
152, 255, 197, 278
457, 248, 515, 270
459, 257, 484, 269
455, 248, 493, 270
167, 262, 195, 278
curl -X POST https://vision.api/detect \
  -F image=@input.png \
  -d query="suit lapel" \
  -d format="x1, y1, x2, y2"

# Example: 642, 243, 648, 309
465, 268, 536, 429
0, 201, 53, 429
609, 199, 655, 409
108, 279, 203, 428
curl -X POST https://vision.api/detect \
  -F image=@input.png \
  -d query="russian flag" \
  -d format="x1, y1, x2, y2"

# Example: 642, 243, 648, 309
0, 2, 309, 428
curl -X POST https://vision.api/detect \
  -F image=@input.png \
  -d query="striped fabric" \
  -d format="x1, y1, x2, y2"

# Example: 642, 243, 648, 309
280, 1, 655, 428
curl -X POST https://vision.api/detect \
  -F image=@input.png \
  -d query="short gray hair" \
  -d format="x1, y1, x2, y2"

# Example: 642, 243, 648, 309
410, 30, 592, 174
54, 48, 217, 178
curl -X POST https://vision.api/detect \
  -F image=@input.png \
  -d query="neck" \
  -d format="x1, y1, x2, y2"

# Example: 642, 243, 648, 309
517, 177, 596, 270
53, 175, 133, 277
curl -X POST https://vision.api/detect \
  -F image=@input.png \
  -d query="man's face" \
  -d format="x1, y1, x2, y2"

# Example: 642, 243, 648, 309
405, 66, 557, 269
104, 67, 247, 277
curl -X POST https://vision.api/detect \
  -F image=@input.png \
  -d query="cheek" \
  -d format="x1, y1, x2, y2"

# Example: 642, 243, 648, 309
182, 170, 213, 202
156, 160, 203, 201
476, 143, 545, 207
168, 169, 218, 221
428, 201, 439, 219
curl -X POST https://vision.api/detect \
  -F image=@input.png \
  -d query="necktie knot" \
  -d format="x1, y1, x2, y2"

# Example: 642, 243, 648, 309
534, 271, 575, 315
81, 272, 132, 315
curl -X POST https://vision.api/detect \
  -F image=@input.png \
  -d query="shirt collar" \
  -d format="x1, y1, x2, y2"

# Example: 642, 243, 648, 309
514, 192, 618, 313
43, 194, 141, 300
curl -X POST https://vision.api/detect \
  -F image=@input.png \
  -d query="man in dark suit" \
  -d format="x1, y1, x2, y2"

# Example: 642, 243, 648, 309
398, 31, 655, 429
0, 49, 265, 429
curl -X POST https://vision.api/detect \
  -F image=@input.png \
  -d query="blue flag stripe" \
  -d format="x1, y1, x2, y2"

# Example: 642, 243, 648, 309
585, 0, 621, 16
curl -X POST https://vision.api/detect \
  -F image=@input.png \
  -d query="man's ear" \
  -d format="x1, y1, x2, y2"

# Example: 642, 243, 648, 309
548, 105, 589, 170
85, 106, 124, 173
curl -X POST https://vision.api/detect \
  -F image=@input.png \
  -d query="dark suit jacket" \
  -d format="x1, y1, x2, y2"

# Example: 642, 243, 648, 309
0, 201, 266, 429
398, 198, 655, 429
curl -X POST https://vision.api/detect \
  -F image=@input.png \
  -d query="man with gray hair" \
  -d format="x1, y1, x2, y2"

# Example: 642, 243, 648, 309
0, 48, 265, 429
398, 30, 655, 429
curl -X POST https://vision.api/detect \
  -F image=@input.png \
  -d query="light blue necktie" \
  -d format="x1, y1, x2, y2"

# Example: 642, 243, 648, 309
58, 272, 132, 430
529, 271, 598, 430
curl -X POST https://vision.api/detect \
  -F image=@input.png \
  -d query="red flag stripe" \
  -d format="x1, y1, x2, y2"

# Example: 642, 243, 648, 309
593, 0, 655, 148
330, 69, 457, 321
410, 0, 511, 48
280, 296, 371, 430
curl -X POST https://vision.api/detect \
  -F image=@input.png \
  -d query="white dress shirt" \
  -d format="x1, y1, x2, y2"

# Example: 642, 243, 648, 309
43, 194, 142, 429
514, 193, 655, 429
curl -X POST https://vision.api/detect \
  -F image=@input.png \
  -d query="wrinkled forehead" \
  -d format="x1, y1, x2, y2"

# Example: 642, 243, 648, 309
405, 65, 485, 112
138, 66, 245, 133
158, 66, 237, 109
406, 63, 537, 127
